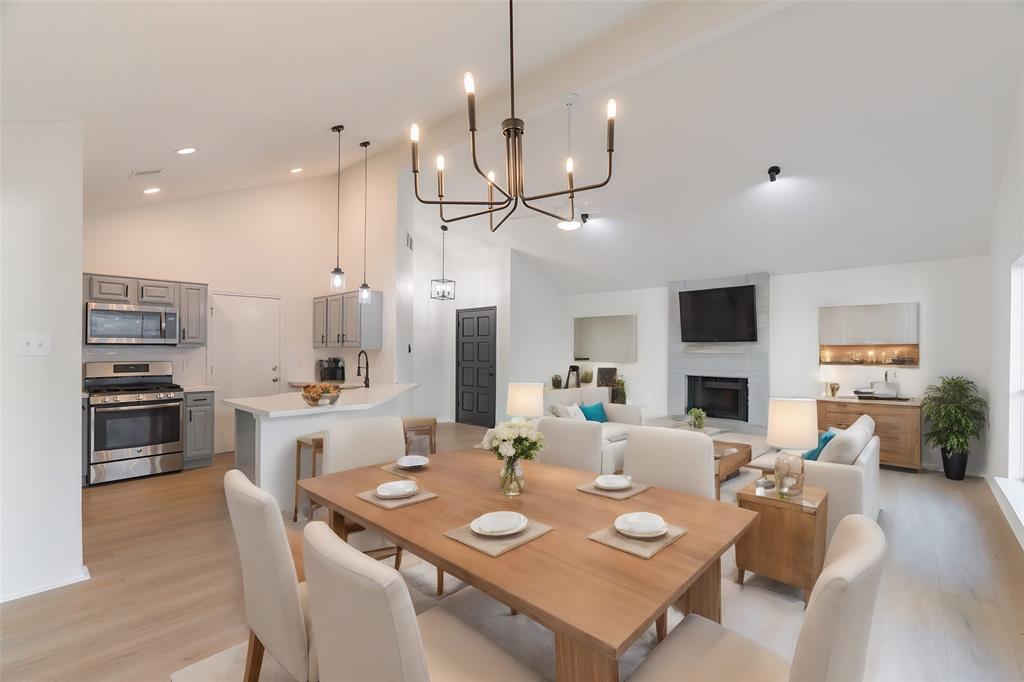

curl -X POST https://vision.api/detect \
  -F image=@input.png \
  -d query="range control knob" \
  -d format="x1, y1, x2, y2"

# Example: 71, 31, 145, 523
102, 396, 111, 403
136, 394, 144, 400
113, 396, 121, 402
157, 393, 165, 399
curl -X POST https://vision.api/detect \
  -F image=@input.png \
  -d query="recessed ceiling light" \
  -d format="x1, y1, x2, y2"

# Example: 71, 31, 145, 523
290, 167, 303, 174
175, 147, 197, 155
142, 187, 161, 194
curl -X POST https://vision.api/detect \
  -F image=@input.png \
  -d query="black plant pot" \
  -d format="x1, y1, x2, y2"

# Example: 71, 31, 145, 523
941, 448, 969, 480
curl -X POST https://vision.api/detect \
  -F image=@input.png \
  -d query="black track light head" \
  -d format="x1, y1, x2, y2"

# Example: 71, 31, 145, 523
580, 213, 589, 224
768, 165, 781, 182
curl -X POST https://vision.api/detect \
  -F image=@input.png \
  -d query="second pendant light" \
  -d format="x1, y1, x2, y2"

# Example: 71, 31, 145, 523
358, 140, 372, 303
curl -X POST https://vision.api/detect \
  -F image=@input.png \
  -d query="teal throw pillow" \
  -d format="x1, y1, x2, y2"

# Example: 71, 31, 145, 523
803, 430, 836, 461
579, 402, 608, 423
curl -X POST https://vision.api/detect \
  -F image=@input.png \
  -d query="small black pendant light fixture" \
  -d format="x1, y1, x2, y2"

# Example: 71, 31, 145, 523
768, 165, 781, 182
358, 140, 372, 304
329, 124, 346, 293
430, 225, 455, 301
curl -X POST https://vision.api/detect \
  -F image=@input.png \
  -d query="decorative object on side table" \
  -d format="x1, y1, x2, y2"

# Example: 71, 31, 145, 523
687, 407, 707, 430
486, 420, 544, 496
920, 375, 988, 480
774, 451, 804, 498
828, 382, 840, 397
764, 398, 819, 491
550, 373, 563, 389
565, 365, 580, 389
581, 369, 593, 385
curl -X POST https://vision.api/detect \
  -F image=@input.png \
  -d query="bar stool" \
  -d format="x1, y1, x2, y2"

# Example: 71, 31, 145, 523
402, 417, 437, 455
293, 431, 325, 523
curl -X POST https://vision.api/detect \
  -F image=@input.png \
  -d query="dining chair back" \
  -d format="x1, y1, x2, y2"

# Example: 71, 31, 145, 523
623, 426, 716, 499
303, 520, 431, 682
789, 514, 886, 681
223, 469, 312, 682
325, 416, 407, 473
537, 416, 603, 472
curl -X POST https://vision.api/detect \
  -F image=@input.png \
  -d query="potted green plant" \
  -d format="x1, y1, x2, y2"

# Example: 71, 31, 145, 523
581, 369, 593, 385
611, 378, 626, 404
687, 407, 707, 430
920, 376, 988, 480
551, 373, 563, 389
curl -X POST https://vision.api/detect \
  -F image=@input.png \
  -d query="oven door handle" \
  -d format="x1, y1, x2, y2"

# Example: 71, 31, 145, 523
93, 402, 181, 413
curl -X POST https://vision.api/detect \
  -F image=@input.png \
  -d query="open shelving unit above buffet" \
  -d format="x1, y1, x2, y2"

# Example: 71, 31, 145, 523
818, 302, 919, 367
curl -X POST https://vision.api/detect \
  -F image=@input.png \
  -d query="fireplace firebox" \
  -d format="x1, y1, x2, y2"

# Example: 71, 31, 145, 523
686, 376, 749, 422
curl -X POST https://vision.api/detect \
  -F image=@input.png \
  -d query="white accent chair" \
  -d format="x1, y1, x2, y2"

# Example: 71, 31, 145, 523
537, 416, 603, 472
623, 426, 716, 500
223, 470, 317, 682
630, 514, 886, 682
302, 521, 542, 682
743, 415, 881, 542
543, 387, 643, 473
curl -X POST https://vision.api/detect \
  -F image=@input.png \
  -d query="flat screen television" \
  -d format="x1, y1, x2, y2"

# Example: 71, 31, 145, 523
679, 284, 757, 342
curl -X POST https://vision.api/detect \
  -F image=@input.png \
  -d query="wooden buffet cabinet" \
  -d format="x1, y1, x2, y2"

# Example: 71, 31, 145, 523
816, 397, 922, 470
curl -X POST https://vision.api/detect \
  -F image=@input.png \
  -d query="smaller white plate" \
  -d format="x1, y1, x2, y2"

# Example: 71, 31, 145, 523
615, 512, 668, 539
470, 511, 528, 537
396, 455, 429, 469
375, 480, 419, 499
594, 474, 633, 491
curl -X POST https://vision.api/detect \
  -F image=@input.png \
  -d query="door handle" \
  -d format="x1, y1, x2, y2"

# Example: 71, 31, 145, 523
322, 334, 326, 343
272, 365, 278, 371
272, 377, 280, 383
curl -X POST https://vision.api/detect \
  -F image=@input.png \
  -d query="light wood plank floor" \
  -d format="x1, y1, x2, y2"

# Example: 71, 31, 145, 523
2, 422, 1022, 681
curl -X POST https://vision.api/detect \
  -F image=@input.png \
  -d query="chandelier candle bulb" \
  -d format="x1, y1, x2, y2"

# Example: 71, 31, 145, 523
565, 157, 574, 174
606, 100, 616, 152
410, 124, 420, 171
436, 155, 445, 197
464, 73, 477, 131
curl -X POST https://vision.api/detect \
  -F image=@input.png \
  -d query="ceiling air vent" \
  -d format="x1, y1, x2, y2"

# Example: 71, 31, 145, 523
128, 169, 162, 180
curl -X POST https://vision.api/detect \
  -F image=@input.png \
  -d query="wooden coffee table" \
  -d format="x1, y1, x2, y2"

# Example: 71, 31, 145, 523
712, 440, 752, 500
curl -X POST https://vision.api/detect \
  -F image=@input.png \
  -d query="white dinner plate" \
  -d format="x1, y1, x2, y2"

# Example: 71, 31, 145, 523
396, 455, 429, 470
470, 511, 529, 537
614, 512, 668, 539
594, 474, 633, 491
375, 480, 419, 499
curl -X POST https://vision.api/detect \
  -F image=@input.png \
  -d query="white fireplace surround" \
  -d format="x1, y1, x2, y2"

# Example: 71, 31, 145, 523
667, 273, 770, 428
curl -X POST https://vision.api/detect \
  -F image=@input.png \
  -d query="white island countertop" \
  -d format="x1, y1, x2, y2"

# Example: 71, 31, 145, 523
223, 383, 418, 419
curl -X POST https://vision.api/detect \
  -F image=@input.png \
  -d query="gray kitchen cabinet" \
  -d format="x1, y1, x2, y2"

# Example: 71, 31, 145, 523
137, 278, 178, 306
341, 291, 361, 348
184, 391, 215, 468
313, 296, 328, 348
818, 306, 850, 345
818, 303, 919, 345
326, 294, 344, 348
87, 274, 136, 303
179, 283, 208, 346
343, 290, 383, 350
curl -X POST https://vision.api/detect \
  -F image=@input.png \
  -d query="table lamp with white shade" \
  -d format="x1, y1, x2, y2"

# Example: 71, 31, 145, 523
762, 398, 819, 493
506, 383, 544, 422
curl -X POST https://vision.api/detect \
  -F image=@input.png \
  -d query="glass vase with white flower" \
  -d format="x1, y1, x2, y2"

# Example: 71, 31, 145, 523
486, 420, 544, 496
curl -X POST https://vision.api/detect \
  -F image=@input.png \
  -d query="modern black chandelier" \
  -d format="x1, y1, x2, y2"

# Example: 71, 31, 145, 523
409, 0, 617, 232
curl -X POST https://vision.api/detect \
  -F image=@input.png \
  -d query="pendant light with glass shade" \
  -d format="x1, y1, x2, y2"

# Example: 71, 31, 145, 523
431, 225, 455, 300
358, 140, 372, 303
329, 124, 346, 293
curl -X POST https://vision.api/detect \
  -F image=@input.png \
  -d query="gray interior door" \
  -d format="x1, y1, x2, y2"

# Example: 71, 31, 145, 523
456, 306, 497, 428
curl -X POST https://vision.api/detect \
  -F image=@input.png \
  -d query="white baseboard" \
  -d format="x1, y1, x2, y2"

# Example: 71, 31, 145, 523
1, 564, 91, 604
989, 476, 1024, 552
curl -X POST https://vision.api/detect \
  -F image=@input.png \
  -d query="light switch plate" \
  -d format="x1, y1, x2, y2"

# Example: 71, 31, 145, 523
15, 332, 52, 357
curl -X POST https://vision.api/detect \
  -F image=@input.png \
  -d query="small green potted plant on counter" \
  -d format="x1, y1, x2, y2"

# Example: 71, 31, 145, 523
687, 407, 707, 430
920, 376, 988, 480
551, 373, 563, 389
581, 369, 593, 385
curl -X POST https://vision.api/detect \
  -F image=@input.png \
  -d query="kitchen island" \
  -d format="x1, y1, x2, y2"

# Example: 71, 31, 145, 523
223, 383, 417, 511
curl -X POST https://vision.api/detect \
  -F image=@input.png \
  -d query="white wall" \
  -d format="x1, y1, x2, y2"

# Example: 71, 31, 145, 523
509, 251, 570, 390
770, 256, 992, 474
564, 287, 669, 418
1, 122, 87, 601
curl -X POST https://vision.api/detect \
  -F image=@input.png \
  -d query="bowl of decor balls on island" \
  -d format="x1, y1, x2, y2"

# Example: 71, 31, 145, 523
301, 383, 342, 407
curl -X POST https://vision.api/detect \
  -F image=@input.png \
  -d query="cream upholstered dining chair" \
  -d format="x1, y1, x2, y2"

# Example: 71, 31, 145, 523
325, 416, 448, 595
223, 470, 317, 682
302, 521, 542, 682
630, 514, 886, 682
536, 416, 603, 472
623, 426, 716, 499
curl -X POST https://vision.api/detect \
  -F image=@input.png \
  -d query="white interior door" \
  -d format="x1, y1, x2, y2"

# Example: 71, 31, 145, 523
209, 293, 282, 453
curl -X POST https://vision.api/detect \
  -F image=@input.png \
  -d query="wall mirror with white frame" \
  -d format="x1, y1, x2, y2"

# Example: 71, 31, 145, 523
573, 314, 637, 362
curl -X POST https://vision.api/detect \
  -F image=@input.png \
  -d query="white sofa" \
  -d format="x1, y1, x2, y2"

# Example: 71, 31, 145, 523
736, 414, 881, 542
542, 387, 642, 474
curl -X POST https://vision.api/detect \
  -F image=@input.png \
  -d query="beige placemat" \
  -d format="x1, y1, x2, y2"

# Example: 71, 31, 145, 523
588, 525, 687, 559
576, 482, 653, 501
379, 463, 418, 479
356, 489, 438, 510
445, 520, 553, 557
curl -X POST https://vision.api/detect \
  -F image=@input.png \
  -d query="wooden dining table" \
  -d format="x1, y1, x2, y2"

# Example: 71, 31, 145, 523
299, 449, 757, 682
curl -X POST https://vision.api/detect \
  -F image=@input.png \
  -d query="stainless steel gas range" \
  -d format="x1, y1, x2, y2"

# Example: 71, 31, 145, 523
84, 361, 184, 484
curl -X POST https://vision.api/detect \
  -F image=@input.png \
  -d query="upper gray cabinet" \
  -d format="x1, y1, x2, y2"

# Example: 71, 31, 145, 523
179, 283, 208, 346
326, 295, 344, 348
312, 297, 327, 348
137, 279, 178, 306
818, 303, 919, 345
87, 274, 135, 303
341, 292, 361, 348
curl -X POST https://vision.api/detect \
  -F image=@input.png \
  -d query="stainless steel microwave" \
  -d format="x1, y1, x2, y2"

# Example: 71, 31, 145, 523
85, 302, 179, 345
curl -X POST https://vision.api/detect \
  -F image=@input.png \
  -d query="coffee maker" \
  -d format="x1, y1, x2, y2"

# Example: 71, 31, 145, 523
318, 357, 345, 381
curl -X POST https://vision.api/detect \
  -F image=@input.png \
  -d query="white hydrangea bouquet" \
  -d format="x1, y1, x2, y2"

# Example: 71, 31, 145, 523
486, 420, 544, 496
